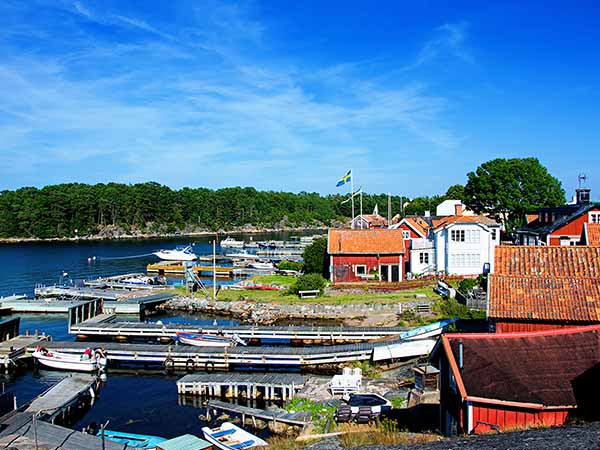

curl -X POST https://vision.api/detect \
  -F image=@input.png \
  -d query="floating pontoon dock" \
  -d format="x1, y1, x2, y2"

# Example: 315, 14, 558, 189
0, 318, 49, 370
177, 373, 306, 400
205, 399, 311, 427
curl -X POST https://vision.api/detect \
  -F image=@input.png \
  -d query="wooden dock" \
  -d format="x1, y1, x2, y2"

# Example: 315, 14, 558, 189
206, 399, 311, 428
25, 374, 97, 423
70, 315, 406, 344
0, 318, 48, 370
147, 261, 234, 276
177, 373, 306, 400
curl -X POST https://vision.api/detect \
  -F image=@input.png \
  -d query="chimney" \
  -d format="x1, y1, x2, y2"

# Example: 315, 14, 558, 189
576, 188, 591, 205
454, 203, 464, 216
424, 210, 431, 218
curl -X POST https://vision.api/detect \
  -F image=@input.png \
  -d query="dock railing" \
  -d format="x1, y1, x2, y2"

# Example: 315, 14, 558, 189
67, 299, 103, 333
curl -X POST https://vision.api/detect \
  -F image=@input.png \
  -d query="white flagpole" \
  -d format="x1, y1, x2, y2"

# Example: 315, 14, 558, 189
360, 191, 363, 229
351, 169, 355, 229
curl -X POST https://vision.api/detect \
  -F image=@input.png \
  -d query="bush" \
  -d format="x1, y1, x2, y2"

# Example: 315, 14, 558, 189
277, 260, 304, 272
433, 298, 486, 320
287, 274, 327, 296
302, 237, 328, 277
458, 278, 478, 294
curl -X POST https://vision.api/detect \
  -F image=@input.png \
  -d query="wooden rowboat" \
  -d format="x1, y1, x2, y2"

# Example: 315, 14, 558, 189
201, 422, 268, 449
33, 349, 106, 372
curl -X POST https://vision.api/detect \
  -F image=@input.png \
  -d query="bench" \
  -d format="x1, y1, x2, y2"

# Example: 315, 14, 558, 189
299, 290, 320, 299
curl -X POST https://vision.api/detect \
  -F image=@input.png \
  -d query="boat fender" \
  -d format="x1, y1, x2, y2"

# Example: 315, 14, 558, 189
164, 357, 175, 371
205, 361, 215, 372
186, 358, 194, 372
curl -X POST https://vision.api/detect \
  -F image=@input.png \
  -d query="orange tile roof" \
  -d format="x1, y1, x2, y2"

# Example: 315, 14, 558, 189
432, 215, 499, 229
488, 274, 600, 322
526, 213, 539, 224
356, 214, 388, 226
328, 228, 405, 254
494, 246, 600, 277
586, 223, 600, 246
403, 217, 430, 237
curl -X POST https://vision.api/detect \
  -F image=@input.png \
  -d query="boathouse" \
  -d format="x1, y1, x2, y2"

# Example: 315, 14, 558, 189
430, 325, 600, 436
489, 246, 600, 332
328, 228, 405, 283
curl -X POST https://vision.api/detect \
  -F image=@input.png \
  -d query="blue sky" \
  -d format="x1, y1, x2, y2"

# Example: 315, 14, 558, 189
1, 0, 599, 198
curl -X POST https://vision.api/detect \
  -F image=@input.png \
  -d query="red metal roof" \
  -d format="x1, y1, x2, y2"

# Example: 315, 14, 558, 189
488, 274, 600, 322
439, 325, 600, 408
327, 228, 405, 254
494, 245, 600, 277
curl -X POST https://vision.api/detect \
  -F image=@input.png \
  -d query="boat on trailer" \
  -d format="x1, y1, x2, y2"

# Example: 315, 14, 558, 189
153, 245, 197, 261
99, 430, 167, 449
33, 347, 107, 372
176, 332, 246, 347
201, 422, 268, 449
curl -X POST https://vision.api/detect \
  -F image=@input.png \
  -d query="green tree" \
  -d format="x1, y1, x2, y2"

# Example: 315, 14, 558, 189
287, 273, 327, 296
302, 237, 328, 277
463, 158, 565, 230
445, 184, 465, 201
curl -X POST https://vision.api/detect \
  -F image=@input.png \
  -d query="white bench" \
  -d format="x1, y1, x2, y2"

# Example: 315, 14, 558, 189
298, 290, 320, 299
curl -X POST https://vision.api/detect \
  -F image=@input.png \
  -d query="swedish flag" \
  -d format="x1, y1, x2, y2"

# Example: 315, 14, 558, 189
336, 170, 352, 187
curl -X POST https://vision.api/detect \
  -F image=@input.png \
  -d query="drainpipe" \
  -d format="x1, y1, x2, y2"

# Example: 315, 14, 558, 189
458, 340, 463, 372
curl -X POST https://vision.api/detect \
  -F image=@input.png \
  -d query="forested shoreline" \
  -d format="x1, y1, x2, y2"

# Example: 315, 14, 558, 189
0, 182, 415, 239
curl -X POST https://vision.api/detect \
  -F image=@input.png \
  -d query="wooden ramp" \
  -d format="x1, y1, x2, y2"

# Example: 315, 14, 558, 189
207, 399, 311, 427
25, 374, 96, 421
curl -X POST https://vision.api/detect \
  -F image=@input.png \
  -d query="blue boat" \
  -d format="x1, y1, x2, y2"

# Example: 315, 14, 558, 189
98, 430, 168, 449
399, 318, 457, 340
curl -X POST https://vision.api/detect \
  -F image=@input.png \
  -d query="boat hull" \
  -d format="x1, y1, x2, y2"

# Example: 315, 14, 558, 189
202, 423, 268, 450
176, 333, 233, 348
153, 251, 197, 261
33, 351, 106, 372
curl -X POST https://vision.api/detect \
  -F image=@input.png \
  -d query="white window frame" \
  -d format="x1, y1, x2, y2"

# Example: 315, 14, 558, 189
402, 230, 410, 239
589, 212, 600, 224
451, 229, 465, 242
355, 265, 367, 276
420, 252, 429, 264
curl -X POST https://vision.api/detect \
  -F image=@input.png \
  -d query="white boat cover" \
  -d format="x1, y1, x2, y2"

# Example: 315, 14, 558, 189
371, 338, 436, 362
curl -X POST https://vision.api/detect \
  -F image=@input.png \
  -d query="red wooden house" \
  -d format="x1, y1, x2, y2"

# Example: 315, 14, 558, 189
489, 246, 600, 333
390, 216, 431, 266
515, 188, 600, 245
430, 325, 600, 436
328, 228, 405, 283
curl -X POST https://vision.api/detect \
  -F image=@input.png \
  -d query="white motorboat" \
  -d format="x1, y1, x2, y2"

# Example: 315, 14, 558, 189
226, 251, 258, 260
121, 275, 165, 286
202, 422, 268, 450
248, 261, 275, 270
220, 237, 245, 249
33, 347, 107, 372
153, 245, 197, 261
176, 332, 247, 347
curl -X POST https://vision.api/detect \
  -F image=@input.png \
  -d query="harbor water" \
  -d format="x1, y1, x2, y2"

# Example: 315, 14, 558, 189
0, 232, 306, 439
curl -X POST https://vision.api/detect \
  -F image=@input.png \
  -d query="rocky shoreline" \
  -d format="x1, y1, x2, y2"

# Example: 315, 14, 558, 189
158, 296, 433, 327
0, 226, 327, 244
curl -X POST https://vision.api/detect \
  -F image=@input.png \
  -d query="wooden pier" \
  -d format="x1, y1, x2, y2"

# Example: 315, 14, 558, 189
177, 373, 305, 400
206, 399, 311, 428
33, 339, 387, 370
147, 261, 235, 277
69, 314, 406, 344
0, 318, 48, 370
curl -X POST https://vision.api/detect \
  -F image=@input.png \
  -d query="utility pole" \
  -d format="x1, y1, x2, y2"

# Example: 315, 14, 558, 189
212, 240, 216, 300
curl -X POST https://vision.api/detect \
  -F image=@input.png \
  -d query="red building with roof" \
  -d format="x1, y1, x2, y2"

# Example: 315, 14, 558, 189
489, 246, 600, 333
328, 228, 405, 283
580, 222, 600, 246
430, 326, 600, 436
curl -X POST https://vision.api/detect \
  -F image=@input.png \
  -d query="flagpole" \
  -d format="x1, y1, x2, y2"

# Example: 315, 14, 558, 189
351, 169, 355, 229
360, 191, 363, 229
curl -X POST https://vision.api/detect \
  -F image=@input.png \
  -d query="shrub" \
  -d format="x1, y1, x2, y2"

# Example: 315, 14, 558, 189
302, 237, 328, 277
458, 278, 478, 294
287, 274, 327, 296
277, 260, 304, 272
433, 298, 486, 320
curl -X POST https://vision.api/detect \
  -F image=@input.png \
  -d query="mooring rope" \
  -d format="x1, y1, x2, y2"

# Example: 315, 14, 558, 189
90, 253, 155, 261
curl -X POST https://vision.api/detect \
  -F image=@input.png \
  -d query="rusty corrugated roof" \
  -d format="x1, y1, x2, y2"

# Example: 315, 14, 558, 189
327, 228, 405, 254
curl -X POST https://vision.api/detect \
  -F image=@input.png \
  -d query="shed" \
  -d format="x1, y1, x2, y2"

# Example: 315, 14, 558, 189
157, 434, 212, 450
430, 325, 600, 436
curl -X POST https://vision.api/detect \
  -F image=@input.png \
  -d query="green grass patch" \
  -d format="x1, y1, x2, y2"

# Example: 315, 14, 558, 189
285, 398, 337, 433
250, 274, 296, 286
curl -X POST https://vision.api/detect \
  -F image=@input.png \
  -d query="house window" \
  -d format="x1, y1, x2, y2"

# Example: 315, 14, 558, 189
355, 265, 367, 275
420, 252, 429, 264
590, 212, 600, 224
466, 230, 480, 243
451, 230, 465, 242
402, 230, 410, 239
491, 229, 497, 240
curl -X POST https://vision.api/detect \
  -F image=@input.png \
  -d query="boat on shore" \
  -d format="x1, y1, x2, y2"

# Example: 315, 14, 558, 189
99, 430, 167, 449
176, 332, 246, 347
153, 245, 197, 261
33, 347, 107, 372
201, 422, 268, 449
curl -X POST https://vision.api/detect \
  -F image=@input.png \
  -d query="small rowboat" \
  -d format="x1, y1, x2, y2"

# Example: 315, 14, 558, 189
176, 332, 246, 347
99, 430, 167, 449
33, 348, 107, 372
201, 422, 268, 449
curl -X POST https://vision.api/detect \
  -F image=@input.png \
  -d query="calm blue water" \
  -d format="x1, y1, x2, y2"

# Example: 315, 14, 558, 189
0, 232, 306, 297
0, 233, 304, 440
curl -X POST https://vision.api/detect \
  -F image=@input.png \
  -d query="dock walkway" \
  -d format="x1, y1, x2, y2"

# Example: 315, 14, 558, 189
178, 373, 305, 400
206, 399, 311, 427
25, 374, 97, 422
70, 316, 407, 343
